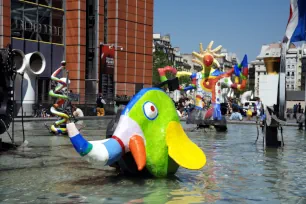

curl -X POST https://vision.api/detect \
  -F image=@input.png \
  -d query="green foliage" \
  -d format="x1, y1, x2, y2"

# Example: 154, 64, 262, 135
178, 75, 191, 86
152, 49, 173, 85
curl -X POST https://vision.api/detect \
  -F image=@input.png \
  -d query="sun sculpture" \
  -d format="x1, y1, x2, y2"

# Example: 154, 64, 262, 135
177, 41, 248, 124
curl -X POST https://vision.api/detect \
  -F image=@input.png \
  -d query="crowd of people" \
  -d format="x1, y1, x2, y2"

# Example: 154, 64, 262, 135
292, 103, 303, 118
174, 95, 266, 123
175, 96, 195, 119
34, 92, 107, 118
36, 90, 305, 131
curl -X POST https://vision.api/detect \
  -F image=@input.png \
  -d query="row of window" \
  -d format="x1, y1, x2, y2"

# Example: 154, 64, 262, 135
287, 64, 296, 69
257, 70, 300, 77
14, 0, 63, 9
286, 85, 295, 88
256, 84, 296, 89
11, 1, 64, 44
287, 72, 295, 76
257, 72, 266, 75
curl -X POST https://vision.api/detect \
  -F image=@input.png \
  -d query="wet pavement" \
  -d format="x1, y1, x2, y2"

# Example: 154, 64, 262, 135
1, 119, 306, 203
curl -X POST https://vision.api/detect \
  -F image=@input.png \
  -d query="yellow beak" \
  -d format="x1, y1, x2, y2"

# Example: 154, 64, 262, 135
166, 121, 206, 169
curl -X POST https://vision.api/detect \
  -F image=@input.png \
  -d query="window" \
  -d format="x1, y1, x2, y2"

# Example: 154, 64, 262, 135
11, 1, 64, 44
37, 7, 51, 42
11, 1, 24, 38
52, 0, 63, 9
287, 85, 289, 88
292, 72, 295, 76
38, 0, 51, 6
24, 3, 38, 40
292, 85, 294, 89
37, 78, 50, 102
52, 10, 64, 44
287, 72, 290, 76
264, 72, 266, 75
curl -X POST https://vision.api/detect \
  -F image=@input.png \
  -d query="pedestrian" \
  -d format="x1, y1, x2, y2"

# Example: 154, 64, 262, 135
293, 104, 297, 118
298, 102, 301, 113
96, 93, 106, 116
227, 99, 233, 115
246, 105, 253, 121
229, 107, 243, 121
255, 97, 262, 117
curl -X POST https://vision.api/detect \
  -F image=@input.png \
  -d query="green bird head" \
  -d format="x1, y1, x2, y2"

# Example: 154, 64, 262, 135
112, 87, 206, 177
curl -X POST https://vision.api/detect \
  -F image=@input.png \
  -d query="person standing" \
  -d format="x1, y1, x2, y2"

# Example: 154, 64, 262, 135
96, 93, 106, 116
298, 102, 302, 113
255, 97, 262, 117
293, 104, 297, 118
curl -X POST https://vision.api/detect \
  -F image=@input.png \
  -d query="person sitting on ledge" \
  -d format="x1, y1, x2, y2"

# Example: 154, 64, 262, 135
229, 107, 243, 121
96, 93, 106, 116
72, 105, 84, 126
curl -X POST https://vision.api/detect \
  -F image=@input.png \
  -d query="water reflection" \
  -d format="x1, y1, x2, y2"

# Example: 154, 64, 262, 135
1, 122, 306, 203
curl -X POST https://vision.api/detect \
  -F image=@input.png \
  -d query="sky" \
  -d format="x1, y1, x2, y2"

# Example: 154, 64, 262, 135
153, 0, 290, 62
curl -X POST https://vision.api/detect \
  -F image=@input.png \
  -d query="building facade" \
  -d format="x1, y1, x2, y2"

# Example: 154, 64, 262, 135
248, 63, 255, 93
251, 44, 269, 97
181, 54, 201, 72
4, 0, 153, 105
252, 42, 306, 98
286, 47, 298, 90
302, 43, 306, 91
217, 48, 239, 72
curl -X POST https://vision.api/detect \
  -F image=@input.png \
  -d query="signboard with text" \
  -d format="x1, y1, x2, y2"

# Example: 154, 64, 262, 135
99, 44, 115, 100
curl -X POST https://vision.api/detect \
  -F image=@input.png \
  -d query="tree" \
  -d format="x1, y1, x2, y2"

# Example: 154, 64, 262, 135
152, 49, 173, 85
178, 75, 191, 86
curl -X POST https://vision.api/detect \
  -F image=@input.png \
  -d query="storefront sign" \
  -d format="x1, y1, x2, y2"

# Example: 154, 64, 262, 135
11, 18, 62, 36
99, 44, 115, 99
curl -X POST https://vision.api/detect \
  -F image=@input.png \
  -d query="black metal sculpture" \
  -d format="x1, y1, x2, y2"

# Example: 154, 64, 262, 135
0, 44, 16, 135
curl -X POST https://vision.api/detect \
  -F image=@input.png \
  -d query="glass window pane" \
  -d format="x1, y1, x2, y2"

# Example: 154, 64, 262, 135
52, 0, 63, 9
24, 4, 38, 40
37, 6, 51, 42
38, 0, 51, 6
52, 10, 64, 44
11, 1, 24, 38
25, 0, 37, 3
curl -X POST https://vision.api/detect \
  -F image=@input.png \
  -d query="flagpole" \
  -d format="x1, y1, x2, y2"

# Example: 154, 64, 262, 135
278, 42, 287, 120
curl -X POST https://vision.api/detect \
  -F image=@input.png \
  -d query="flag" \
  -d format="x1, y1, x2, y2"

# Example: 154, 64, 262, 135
234, 55, 248, 77
284, 0, 306, 47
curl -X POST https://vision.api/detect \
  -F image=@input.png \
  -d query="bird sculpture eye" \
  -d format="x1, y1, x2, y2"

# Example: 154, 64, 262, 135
143, 102, 158, 120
